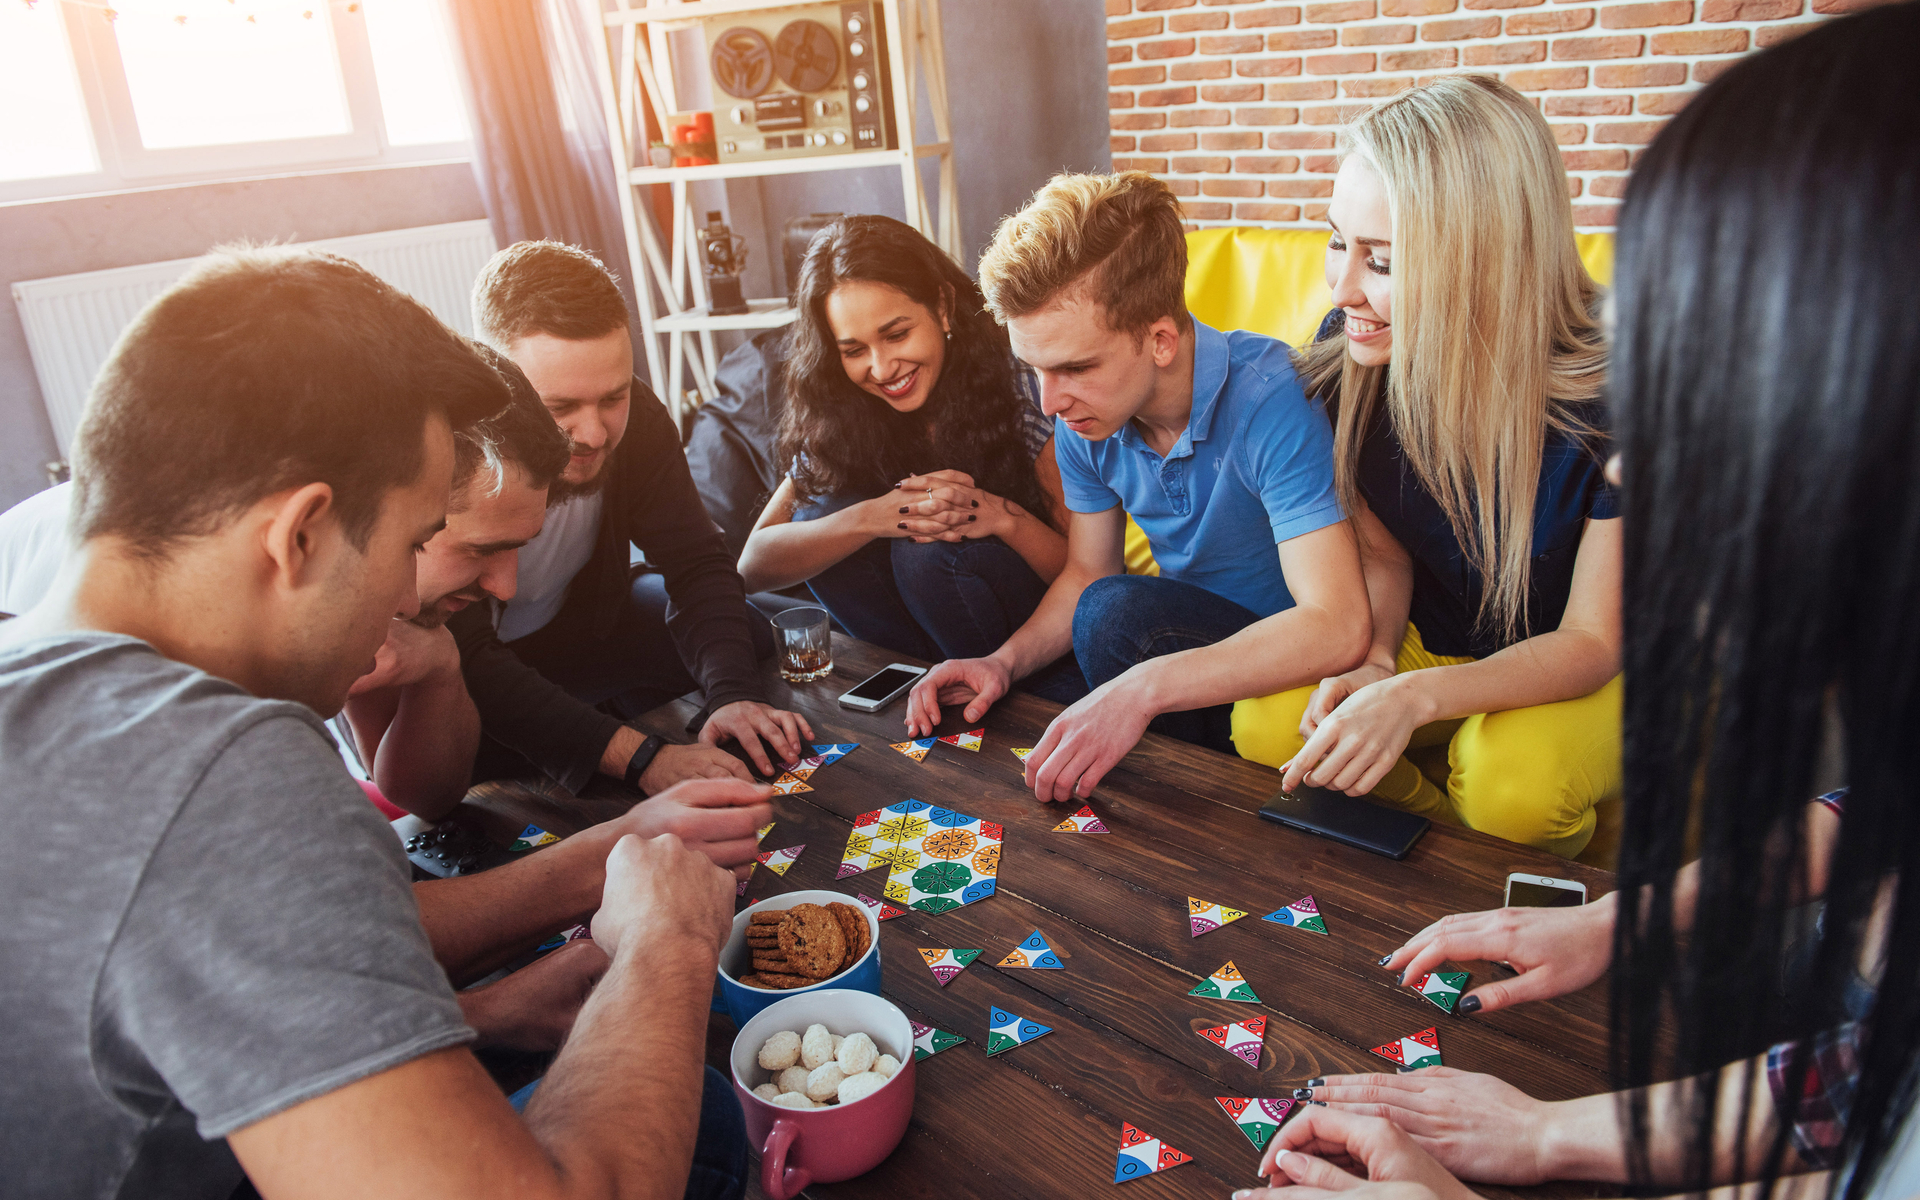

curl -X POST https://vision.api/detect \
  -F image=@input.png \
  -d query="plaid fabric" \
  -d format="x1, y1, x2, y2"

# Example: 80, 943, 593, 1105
1816, 787, 1849, 817
1767, 1021, 1862, 1168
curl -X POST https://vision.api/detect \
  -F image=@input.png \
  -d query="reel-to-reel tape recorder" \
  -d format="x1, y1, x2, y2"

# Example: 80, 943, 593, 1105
704, 2, 896, 164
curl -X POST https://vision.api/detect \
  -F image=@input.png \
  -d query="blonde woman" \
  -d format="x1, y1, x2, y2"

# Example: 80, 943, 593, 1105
1232, 75, 1620, 861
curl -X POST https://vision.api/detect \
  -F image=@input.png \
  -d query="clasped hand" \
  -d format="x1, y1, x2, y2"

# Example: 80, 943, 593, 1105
883, 470, 1002, 544
1281, 661, 1425, 797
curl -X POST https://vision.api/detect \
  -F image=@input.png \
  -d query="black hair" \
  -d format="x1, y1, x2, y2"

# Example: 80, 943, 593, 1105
1611, 4, 1920, 1197
455, 343, 573, 503
776, 214, 1052, 521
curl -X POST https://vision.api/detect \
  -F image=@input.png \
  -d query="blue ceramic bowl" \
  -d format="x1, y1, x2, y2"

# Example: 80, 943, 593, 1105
718, 891, 884, 1027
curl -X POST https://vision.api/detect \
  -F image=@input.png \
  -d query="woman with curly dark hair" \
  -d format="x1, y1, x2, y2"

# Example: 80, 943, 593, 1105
740, 215, 1085, 700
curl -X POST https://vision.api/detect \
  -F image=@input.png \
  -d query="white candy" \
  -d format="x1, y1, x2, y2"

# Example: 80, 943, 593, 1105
752, 1083, 781, 1102
837, 1071, 889, 1105
757, 1030, 801, 1071
830, 1034, 846, 1057
775, 1065, 811, 1095
769, 1091, 817, 1109
804, 1062, 846, 1102
872, 1053, 900, 1078
800, 1023, 835, 1070
836, 1032, 877, 1075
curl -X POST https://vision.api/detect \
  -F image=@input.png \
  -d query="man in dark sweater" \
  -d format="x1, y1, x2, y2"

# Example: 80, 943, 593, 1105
453, 241, 812, 793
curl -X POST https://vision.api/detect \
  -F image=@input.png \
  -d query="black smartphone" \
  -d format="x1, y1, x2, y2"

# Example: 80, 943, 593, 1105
1257, 783, 1429, 859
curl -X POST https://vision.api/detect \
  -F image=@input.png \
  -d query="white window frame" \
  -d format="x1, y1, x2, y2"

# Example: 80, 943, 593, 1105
1, 1, 469, 205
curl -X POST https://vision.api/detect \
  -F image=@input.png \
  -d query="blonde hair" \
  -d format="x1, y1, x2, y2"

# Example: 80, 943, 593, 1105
978, 171, 1191, 337
1303, 74, 1607, 647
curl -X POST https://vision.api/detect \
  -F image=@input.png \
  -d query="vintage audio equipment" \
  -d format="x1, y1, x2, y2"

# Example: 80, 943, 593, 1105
703, 2, 894, 164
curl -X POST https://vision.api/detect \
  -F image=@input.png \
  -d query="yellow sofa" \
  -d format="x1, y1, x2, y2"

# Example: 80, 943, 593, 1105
1123, 227, 1616, 576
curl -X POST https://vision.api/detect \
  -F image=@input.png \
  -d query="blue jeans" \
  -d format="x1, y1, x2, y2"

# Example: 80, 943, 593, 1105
1071, 574, 1264, 754
509, 1065, 747, 1200
796, 494, 1088, 706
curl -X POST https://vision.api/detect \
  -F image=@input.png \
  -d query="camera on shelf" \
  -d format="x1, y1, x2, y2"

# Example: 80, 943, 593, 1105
698, 211, 750, 315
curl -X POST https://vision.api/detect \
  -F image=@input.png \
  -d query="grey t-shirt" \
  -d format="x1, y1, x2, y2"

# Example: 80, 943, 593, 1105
0, 633, 474, 1199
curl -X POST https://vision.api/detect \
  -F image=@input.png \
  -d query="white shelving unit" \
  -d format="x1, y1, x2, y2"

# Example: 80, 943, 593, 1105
582, 0, 959, 425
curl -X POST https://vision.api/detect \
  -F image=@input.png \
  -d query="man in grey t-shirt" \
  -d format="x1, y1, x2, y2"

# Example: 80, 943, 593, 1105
1, 247, 765, 1199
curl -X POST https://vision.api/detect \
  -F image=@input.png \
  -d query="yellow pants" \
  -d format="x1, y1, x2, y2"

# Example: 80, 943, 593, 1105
1230, 625, 1623, 864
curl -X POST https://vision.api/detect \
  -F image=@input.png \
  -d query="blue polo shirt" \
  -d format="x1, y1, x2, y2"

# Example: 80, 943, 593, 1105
1052, 321, 1343, 619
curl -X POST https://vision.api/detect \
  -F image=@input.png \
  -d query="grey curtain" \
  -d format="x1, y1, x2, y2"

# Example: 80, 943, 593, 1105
442, 0, 646, 374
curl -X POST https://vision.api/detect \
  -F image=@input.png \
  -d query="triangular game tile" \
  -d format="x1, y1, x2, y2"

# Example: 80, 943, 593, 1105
985, 1006, 1052, 1056
1051, 804, 1110, 833
918, 947, 982, 986
508, 824, 561, 852
1197, 1015, 1267, 1067
1188, 896, 1250, 937
769, 772, 814, 794
910, 1019, 966, 1060
1262, 894, 1328, 935
936, 728, 984, 751
995, 929, 1064, 969
756, 844, 803, 876
1370, 1026, 1442, 1070
1214, 1097, 1296, 1152
1414, 971, 1470, 1014
854, 892, 906, 921
890, 738, 935, 762
1010, 747, 1033, 763
1188, 960, 1260, 1003
755, 821, 775, 843
1113, 1122, 1193, 1183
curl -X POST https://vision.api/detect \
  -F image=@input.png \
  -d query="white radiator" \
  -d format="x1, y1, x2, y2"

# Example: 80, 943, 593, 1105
11, 219, 499, 456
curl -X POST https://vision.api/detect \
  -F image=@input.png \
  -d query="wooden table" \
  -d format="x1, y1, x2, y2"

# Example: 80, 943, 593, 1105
554, 637, 1603, 1200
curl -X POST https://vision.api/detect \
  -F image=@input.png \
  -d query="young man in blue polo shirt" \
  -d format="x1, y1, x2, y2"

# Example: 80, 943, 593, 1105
905, 171, 1370, 802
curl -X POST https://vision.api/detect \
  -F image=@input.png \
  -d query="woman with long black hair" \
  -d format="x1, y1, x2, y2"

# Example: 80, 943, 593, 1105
739, 215, 1085, 700
1238, 5, 1920, 1199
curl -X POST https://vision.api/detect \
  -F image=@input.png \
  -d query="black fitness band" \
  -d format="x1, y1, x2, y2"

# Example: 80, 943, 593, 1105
622, 733, 665, 791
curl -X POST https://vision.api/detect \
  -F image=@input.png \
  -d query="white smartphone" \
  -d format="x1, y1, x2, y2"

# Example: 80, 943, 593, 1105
1505, 872, 1587, 908
838, 663, 927, 712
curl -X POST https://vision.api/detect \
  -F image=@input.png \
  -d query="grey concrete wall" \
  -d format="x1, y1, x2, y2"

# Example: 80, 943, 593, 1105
0, 162, 486, 511
734, 0, 1113, 299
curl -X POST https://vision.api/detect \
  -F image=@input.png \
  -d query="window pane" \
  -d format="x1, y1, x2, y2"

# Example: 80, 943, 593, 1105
363, 0, 470, 146
0, 3, 98, 181
114, 2, 351, 149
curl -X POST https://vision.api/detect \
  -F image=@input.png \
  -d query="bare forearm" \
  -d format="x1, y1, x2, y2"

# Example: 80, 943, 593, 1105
525, 935, 718, 1200
739, 501, 880, 592
415, 830, 614, 985
1123, 601, 1370, 715
1394, 627, 1618, 726
989, 502, 1068, 584
373, 675, 480, 821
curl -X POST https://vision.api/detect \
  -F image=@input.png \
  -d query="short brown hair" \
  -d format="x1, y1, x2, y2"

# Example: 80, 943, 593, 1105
455, 343, 573, 506
71, 246, 506, 555
472, 240, 630, 348
977, 171, 1191, 337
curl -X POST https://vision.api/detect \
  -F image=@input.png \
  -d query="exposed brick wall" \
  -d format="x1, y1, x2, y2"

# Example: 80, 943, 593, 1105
1105, 0, 1870, 231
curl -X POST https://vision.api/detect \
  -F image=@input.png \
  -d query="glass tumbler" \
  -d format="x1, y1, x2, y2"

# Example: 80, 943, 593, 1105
772, 606, 833, 683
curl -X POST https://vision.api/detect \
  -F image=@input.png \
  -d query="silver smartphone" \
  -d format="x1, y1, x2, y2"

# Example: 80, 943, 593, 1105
837, 663, 927, 712
1505, 872, 1587, 908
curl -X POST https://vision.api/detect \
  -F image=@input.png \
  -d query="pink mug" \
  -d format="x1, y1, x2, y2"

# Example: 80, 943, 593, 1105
730, 989, 917, 1199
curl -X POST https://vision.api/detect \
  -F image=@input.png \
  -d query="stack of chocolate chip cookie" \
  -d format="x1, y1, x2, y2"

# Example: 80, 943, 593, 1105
740, 901, 872, 989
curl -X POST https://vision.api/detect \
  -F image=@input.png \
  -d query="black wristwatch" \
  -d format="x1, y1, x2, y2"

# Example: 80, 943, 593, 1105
622, 734, 665, 791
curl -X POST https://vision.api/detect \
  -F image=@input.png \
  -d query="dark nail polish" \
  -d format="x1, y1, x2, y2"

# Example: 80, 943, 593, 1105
1306, 1077, 1325, 1087
1457, 995, 1481, 1014
1292, 1088, 1314, 1100
971, 499, 979, 507
1310, 1100, 1328, 1107
1377, 955, 1393, 967
899, 506, 909, 513
897, 522, 907, 529
968, 515, 977, 522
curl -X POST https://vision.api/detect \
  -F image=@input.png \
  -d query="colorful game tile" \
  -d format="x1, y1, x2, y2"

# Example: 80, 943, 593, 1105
1113, 1122, 1192, 1183
736, 863, 755, 896
995, 929, 1063, 969
756, 822, 775, 843
1010, 746, 1034, 763
839, 799, 1002, 913
1188, 897, 1250, 937
792, 742, 858, 770
756, 844, 804, 876
1188, 960, 1260, 1003
1262, 894, 1328, 935
1414, 971, 1470, 1014
1214, 1097, 1296, 1152
1198, 1015, 1267, 1067
534, 923, 592, 953
918, 947, 982, 986
936, 728, 984, 752
890, 738, 936, 762
508, 824, 561, 852
986, 1006, 1052, 1056
1051, 805, 1110, 833
910, 1019, 966, 1061
769, 772, 815, 795
1371, 1026, 1442, 1070
854, 892, 907, 921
